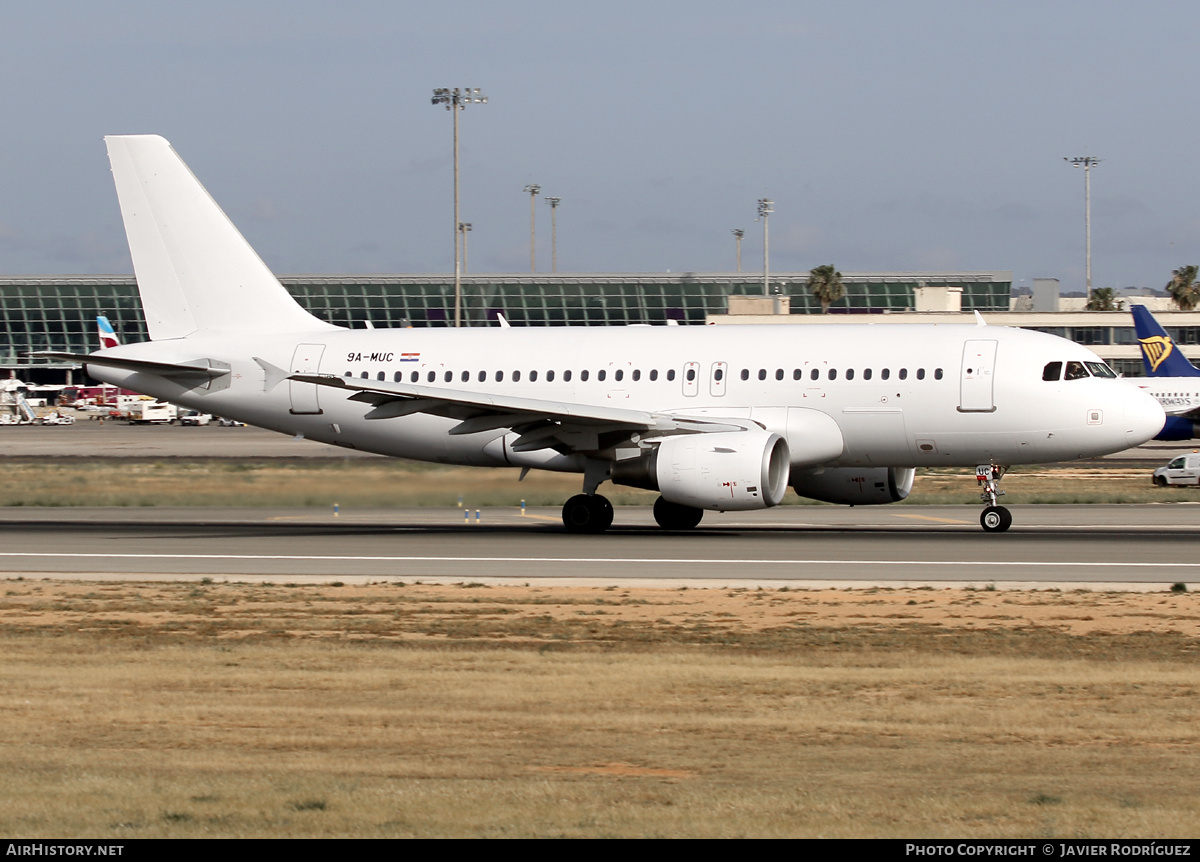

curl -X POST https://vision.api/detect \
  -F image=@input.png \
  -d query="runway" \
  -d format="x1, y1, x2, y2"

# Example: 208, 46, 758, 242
1, 504, 1196, 589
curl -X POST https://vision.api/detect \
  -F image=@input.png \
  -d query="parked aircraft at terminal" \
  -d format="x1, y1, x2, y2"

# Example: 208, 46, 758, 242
1130, 304, 1200, 440
34, 136, 1166, 532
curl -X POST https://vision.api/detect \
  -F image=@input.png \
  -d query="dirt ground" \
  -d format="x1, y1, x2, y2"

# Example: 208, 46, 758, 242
3, 580, 1197, 655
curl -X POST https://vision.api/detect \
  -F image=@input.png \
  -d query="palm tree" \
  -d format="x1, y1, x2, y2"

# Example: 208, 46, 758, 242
807, 264, 844, 313
1086, 286, 1123, 311
1167, 265, 1200, 311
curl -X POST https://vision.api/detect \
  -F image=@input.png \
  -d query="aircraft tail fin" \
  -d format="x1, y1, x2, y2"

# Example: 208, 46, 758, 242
97, 315, 119, 350
104, 135, 337, 340
1131, 304, 1200, 377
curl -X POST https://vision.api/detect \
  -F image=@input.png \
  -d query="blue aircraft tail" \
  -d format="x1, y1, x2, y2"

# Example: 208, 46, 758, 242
1131, 305, 1200, 377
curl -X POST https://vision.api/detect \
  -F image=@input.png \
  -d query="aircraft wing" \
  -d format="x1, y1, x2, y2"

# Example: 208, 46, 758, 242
289, 373, 753, 453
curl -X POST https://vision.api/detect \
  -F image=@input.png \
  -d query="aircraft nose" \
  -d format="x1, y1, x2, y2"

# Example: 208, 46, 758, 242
1123, 387, 1166, 447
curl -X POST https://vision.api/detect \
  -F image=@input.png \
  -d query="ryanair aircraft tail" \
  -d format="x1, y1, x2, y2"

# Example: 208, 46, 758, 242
1131, 305, 1200, 377
104, 135, 338, 341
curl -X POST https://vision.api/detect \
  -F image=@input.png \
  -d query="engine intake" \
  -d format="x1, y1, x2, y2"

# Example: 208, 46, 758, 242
612, 429, 790, 511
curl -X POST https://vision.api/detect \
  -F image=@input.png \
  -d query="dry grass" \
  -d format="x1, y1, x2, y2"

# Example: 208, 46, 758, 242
1, 581, 1198, 838
0, 458, 1185, 508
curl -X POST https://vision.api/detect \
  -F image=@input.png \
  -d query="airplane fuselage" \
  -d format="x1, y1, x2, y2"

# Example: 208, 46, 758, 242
88, 322, 1161, 474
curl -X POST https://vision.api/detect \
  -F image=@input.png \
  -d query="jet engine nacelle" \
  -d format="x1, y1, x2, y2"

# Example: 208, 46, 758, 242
1156, 415, 1197, 442
611, 429, 790, 511
790, 466, 915, 505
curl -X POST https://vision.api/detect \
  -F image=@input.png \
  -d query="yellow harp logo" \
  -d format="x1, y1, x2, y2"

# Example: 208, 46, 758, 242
1139, 335, 1174, 373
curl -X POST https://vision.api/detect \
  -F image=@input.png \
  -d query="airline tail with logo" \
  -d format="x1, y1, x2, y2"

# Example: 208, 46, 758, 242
97, 316, 120, 350
1132, 305, 1200, 377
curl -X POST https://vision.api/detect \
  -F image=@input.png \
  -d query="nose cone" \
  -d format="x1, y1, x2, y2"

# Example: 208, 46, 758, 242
1124, 387, 1166, 447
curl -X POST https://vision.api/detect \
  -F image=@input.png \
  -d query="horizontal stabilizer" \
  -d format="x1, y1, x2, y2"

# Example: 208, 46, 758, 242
27, 351, 229, 380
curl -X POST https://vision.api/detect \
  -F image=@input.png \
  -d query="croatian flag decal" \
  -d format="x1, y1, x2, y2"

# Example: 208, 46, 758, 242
400, 352, 420, 362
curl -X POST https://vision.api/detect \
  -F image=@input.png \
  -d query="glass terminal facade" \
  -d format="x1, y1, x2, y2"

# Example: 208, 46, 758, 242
0, 271, 1012, 369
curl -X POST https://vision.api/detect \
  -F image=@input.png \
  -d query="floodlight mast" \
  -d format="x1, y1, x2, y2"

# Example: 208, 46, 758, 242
432, 87, 487, 326
545, 197, 562, 273
1064, 156, 1101, 302
458, 222, 472, 274
523, 184, 540, 272
732, 229, 744, 272
757, 199, 773, 296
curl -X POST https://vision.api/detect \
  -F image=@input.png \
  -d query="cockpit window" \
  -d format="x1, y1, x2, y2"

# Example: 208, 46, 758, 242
1085, 361, 1117, 379
1064, 361, 1090, 381
1042, 362, 1062, 381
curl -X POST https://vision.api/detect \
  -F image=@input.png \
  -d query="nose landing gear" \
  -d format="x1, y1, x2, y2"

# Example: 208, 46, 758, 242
976, 464, 1012, 532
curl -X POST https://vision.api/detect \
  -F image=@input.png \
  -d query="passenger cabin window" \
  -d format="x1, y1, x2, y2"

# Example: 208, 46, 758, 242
775, 369, 784, 381
598, 370, 606, 381
427, 371, 436, 383
411, 371, 419, 383
378, 372, 385, 381
547, 370, 555, 382
615, 370, 623, 381
667, 369, 676, 382
478, 370, 486, 382
360, 371, 369, 379
863, 368, 872, 380
632, 369, 641, 381
881, 369, 890, 380
916, 368, 925, 380
649, 369, 658, 381
530, 370, 538, 382
1043, 362, 1062, 381
444, 371, 452, 382
846, 369, 855, 380
741, 369, 749, 381
563, 370, 572, 382
581, 370, 589, 382
793, 369, 802, 380
686, 368, 696, 382
461, 370, 469, 382
829, 369, 837, 380
758, 369, 766, 381
513, 370, 521, 382
810, 368, 819, 380
935, 368, 943, 380
495, 370, 504, 382
898, 369, 908, 380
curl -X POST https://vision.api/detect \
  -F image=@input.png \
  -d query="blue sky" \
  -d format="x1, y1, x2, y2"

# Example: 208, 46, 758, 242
1, 1, 1197, 293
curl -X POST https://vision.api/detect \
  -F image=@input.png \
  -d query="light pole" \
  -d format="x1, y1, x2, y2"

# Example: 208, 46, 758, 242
523, 184, 540, 272
545, 196, 561, 273
432, 87, 487, 327
732, 229, 744, 272
757, 199, 773, 296
459, 222, 472, 274
1064, 156, 1101, 302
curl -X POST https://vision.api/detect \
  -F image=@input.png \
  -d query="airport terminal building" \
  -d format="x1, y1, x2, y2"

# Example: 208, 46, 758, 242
0, 270, 1193, 384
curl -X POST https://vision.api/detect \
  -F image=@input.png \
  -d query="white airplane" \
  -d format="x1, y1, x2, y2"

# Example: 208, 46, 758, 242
36, 135, 1165, 533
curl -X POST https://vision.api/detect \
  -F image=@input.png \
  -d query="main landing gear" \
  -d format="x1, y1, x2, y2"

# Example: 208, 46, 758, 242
561, 494, 614, 533
653, 497, 704, 530
976, 463, 1012, 533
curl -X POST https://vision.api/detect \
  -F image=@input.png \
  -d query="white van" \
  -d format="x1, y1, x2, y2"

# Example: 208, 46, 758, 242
1153, 454, 1200, 486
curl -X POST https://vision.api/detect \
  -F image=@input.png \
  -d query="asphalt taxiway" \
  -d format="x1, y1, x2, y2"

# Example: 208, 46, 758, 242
0, 504, 1195, 589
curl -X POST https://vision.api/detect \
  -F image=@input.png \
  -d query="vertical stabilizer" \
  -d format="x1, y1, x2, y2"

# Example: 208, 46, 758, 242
1131, 305, 1200, 377
105, 135, 337, 340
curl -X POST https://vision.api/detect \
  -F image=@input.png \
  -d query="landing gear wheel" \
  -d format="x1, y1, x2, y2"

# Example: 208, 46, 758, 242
562, 494, 614, 533
653, 497, 704, 530
980, 505, 1012, 533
